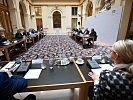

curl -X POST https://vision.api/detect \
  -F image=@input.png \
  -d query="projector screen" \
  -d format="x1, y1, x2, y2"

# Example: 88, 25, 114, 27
84, 6, 123, 45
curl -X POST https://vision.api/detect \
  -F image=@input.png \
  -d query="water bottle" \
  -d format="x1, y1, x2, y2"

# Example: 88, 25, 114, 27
36, 54, 43, 65
41, 60, 46, 69
100, 54, 105, 64
49, 55, 54, 69
61, 49, 67, 65
15, 57, 22, 64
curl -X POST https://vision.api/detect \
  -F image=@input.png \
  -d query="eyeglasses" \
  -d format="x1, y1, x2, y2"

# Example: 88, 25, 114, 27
110, 49, 118, 56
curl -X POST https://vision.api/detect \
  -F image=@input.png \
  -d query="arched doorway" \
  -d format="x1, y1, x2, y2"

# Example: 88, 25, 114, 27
53, 11, 61, 28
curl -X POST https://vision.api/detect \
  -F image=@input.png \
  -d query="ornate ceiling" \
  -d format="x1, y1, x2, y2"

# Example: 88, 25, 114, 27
29, 0, 83, 5
30, 0, 81, 2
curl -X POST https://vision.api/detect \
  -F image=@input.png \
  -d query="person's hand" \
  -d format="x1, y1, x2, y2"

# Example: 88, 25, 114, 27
6, 71, 13, 77
88, 72, 99, 81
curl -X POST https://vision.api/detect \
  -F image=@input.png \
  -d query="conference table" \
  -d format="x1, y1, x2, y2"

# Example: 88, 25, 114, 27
0, 59, 94, 100
72, 32, 95, 46
0, 39, 27, 61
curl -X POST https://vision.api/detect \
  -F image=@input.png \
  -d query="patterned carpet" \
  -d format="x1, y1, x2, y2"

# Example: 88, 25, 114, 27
20, 35, 111, 60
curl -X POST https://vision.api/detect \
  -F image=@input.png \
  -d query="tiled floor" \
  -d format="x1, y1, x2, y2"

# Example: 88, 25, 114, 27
14, 88, 90, 100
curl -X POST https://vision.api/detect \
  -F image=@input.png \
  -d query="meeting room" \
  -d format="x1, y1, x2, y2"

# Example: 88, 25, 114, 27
0, 0, 133, 100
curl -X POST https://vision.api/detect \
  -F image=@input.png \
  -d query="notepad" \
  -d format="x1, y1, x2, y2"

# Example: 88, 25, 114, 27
32, 59, 43, 64
24, 69, 42, 79
91, 64, 114, 77
91, 64, 114, 85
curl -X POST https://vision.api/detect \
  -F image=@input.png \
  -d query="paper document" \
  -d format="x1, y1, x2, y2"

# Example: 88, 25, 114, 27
32, 59, 43, 64
91, 64, 114, 77
91, 64, 114, 85
1, 61, 15, 71
24, 69, 42, 79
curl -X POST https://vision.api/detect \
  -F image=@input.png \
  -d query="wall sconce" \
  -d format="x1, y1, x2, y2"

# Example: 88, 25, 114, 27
31, 12, 35, 18
78, 12, 82, 17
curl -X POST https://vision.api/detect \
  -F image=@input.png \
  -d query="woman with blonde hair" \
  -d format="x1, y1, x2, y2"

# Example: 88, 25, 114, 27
89, 39, 133, 100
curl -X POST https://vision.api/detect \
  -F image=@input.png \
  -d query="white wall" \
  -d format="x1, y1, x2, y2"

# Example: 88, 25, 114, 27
84, 6, 123, 45
42, 6, 71, 35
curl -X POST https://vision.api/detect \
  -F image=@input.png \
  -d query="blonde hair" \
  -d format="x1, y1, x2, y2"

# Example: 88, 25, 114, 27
112, 40, 133, 75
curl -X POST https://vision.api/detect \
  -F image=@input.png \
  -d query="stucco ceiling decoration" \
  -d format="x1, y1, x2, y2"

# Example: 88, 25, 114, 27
29, 0, 84, 5
30, 0, 81, 2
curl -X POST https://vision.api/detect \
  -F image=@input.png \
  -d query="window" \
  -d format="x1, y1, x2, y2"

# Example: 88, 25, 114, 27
71, 18, 77, 29
53, 11, 61, 28
72, 7, 78, 15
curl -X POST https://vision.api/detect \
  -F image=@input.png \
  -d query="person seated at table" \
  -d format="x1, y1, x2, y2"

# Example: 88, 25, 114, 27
75, 28, 79, 33
0, 70, 36, 100
76, 28, 83, 42
87, 28, 97, 46
0, 31, 7, 60
31, 29, 37, 34
0, 32, 7, 45
88, 40, 133, 100
77, 28, 83, 35
23, 30, 30, 37
84, 28, 90, 35
15, 30, 23, 39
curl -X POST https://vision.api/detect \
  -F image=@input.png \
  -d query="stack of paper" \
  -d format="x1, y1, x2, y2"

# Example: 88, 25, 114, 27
24, 69, 42, 79
1, 61, 15, 71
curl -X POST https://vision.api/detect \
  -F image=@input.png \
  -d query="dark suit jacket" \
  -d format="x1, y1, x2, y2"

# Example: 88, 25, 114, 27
90, 31, 97, 41
15, 32, 23, 39
23, 32, 30, 36
0, 72, 27, 100
0, 36, 7, 45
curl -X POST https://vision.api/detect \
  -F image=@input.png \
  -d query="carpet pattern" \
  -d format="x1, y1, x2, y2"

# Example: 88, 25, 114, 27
20, 35, 111, 60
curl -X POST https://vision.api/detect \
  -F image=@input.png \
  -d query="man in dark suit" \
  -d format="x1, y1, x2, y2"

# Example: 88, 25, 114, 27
84, 28, 90, 35
0, 32, 7, 45
0, 71, 36, 100
15, 30, 23, 39
77, 28, 83, 35
23, 30, 30, 37
87, 28, 97, 45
